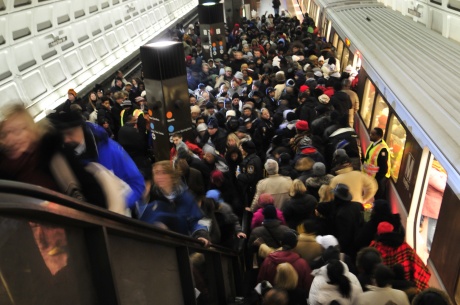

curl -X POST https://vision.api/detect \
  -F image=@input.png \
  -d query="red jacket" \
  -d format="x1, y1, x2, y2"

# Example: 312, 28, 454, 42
258, 250, 313, 293
170, 141, 203, 160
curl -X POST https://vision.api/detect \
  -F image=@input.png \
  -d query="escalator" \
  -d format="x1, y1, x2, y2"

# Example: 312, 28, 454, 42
0, 180, 244, 305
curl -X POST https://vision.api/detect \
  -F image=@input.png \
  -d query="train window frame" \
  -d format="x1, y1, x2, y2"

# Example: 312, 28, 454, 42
370, 94, 389, 133
386, 114, 407, 182
360, 78, 377, 128
337, 39, 344, 64
341, 47, 350, 72
430, 0, 442, 4
333, 33, 339, 48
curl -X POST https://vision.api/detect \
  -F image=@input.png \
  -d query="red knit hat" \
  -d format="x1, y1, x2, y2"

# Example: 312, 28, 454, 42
377, 222, 394, 235
299, 85, 310, 93
295, 120, 309, 131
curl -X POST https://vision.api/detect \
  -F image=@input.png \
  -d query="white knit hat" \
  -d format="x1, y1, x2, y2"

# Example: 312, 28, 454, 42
316, 235, 339, 249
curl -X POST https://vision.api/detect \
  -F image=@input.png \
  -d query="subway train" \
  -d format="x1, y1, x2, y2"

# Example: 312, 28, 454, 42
0, 0, 198, 120
303, 0, 460, 302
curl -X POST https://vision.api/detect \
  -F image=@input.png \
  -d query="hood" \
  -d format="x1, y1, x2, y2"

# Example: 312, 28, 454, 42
267, 251, 302, 265
306, 175, 333, 188
311, 260, 350, 277
376, 232, 405, 248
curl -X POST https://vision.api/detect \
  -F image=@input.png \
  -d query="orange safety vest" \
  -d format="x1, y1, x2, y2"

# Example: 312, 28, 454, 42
363, 139, 391, 178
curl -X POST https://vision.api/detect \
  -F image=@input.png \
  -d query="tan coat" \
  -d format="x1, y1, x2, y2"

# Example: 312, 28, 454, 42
251, 174, 292, 211
343, 89, 359, 127
293, 233, 323, 264
330, 166, 378, 203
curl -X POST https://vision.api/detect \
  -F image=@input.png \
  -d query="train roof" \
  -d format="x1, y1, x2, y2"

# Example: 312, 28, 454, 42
314, 0, 381, 9
328, 5, 460, 193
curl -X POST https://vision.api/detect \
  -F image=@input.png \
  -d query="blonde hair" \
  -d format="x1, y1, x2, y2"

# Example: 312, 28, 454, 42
227, 132, 240, 148
0, 103, 48, 144
275, 263, 298, 290
318, 184, 334, 202
152, 160, 182, 188
289, 179, 307, 197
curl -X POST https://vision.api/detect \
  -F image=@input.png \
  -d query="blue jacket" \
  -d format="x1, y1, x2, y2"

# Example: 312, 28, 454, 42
143, 184, 209, 239
83, 123, 145, 208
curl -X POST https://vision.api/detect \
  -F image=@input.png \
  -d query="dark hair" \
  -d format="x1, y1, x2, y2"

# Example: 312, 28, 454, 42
302, 219, 317, 234
327, 260, 351, 298
373, 127, 384, 138
172, 132, 183, 138
374, 264, 394, 287
356, 247, 382, 275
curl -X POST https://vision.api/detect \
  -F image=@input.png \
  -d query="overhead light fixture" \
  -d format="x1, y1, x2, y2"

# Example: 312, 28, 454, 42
199, 0, 217, 6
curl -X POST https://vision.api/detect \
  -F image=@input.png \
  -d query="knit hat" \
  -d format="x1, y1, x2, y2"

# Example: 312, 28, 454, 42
210, 170, 224, 185
344, 65, 353, 73
226, 110, 236, 117
377, 222, 394, 235
242, 104, 253, 110
299, 85, 310, 93
263, 204, 277, 220
315, 235, 339, 250
232, 92, 240, 100
121, 100, 132, 107
202, 143, 217, 156
259, 193, 275, 206
205, 101, 215, 109
68, 88, 77, 97
225, 67, 232, 72
275, 71, 286, 82
281, 231, 298, 250
330, 72, 341, 78
333, 149, 351, 165
295, 120, 309, 131
234, 71, 244, 80
206, 189, 222, 203
333, 183, 352, 201
241, 140, 256, 153
207, 120, 218, 129
312, 162, 326, 177
47, 111, 84, 130
318, 56, 324, 62
264, 159, 279, 175
191, 105, 201, 114
285, 78, 295, 87
314, 71, 323, 77
196, 123, 207, 132
318, 94, 330, 104
266, 87, 275, 94
135, 96, 145, 103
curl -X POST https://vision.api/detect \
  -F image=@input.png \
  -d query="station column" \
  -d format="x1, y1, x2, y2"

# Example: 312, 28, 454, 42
140, 41, 192, 161
198, 3, 226, 60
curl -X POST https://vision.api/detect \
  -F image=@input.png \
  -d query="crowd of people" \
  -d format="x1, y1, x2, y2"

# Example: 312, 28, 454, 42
0, 7, 452, 305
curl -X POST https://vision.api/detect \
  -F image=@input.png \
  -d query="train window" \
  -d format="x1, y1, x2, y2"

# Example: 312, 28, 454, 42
326, 20, 332, 42
337, 40, 344, 63
416, 159, 447, 263
0, 0, 5, 10
360, 79, 376, 128
14, 0, 31, 7
370, 95, 388, 133
448, 0, 460, 10
430, 0, 441, 4
341, 48, 349, 72
333, 33, 338, 48
386, 115, 406, 181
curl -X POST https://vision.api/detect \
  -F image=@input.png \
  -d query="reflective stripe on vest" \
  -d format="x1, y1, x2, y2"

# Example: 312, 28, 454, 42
363, 140, 391, 178
120, 109, 143, 127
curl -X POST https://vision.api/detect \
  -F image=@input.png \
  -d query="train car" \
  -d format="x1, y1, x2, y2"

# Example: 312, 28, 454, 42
376, 0, 460, 45
0, 0, 198, 120
307, 0, 460, 302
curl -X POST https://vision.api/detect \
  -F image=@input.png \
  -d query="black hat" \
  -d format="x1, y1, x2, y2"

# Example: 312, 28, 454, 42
281, 231, 298, 250
263, 205, 277, 220
47, 111, 85, 130
252, 91, 262, 97
207, 119, 218, 129
232, 93, 240, 100
333, 183, 352, 201
237, 126, 248, 133
241, 140, 256, 153
244, 117, 253, 124
266, 87, 275, 95
205, 101, 215, 109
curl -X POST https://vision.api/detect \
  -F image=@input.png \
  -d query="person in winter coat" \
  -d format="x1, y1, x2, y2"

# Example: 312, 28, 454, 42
48, 111, 145, 209
355, 247, 383, 292
274, 263, 308, 305
355, 199, 404, 250
237, 141, 263, 207
144, 161, 210, 246
305, 162, 334, 201
356, 264, 410, 305
249, 205, 291, 255
258, 231, 314, 293
329, 154, 377, 204
370, 222, 430, 291
251, 159, 293, 211
411, 288, 453, 305
293, 156, 315, 184
309, 259, 363, 305
293, 220, 324, 265
175, 159, 205, 199
251, 193, 287, 229
281, 179, 317, 230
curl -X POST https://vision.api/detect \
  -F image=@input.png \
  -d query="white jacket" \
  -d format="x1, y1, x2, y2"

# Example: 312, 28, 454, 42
308, 261, 362, 305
